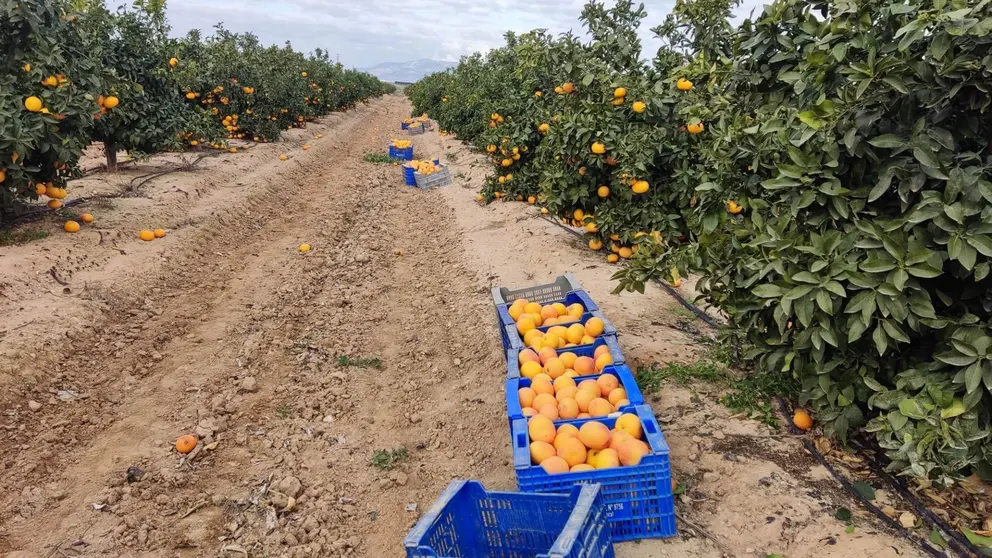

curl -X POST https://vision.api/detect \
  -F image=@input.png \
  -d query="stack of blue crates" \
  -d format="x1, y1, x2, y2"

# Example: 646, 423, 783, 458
493, 273, 677, 542
404, 273, 676, 555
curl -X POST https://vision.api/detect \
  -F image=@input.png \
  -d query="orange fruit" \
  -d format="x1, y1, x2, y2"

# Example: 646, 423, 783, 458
542, 333, 561, 350
544, 358, 565, 379
609, 430, 634, 451
139, 229, 155, 241
608, 388, 628, 407
597, 375, 620, 397
553, 376, 576, 392
63, 221, 80, 233
565, 324, 586, 344
533, 393, 556, 410
279, 154, 288, 161
558, 397, 579, 419
522, 407, 537, 417
578, 379, 600, 394
559, 352, 577, 370
539, 347, 558, 365
632, 101, 646, 113
555, 386, 578, 402
567, 303, 584, 318
528, 415, 556, 444
508, 301, 527, 321
595, 353, 613, 372
677, 78, 694, 91
615, 413, 643, 439
586, 448, 601, 465
794, 409, 813, 431
524, 329, 544, 348
516, 316, 536, 336
80, 213, 94, 223
578, 422, 611, 450
575, 389, 597, 413
614, 87, 626, 98
538, 403, 560, 420
619, 247, 633, 259
530, 441, 556, 464
519, 348, 540, 365
594, 345, 611, 360
47, 199, 62, 209
524, 302, 542, 315
580, 334, 596, 345
175, 434, 197, 454
617, 439, 650, 466
556, 436, 588, 467
540, 305, 558, 321
594, 448, 620, 469
573, 356, 596, 375
521, 360, 543, 379
103, 96, 119, 109
585, 317, 605, 337
557, 424, 579, 439
588, 398, 613, 417
532, 377, 554, 396
153, 228, 166, 238
548, 325, 569, 341
541, 456, 569, 474
571, 464, 595, 472
518, 387, 536, 408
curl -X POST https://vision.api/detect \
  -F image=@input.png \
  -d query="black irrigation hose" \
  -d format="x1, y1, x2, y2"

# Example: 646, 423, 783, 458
851, 438, 983, 558
537, 214, 721, 329
534, 213, 969, 557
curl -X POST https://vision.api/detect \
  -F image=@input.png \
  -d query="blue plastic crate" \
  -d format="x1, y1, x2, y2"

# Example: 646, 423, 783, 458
389, 145, 414, 160
403, 480, 615, 558
502, 312, 618, 352
511, 405, 676, 542
506, 336, 625, 378
401, 121, 411, 130
403, 164, 418, 186
506, 364, 645, 422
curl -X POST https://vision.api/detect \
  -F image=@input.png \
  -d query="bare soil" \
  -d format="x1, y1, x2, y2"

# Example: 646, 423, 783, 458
0, 95, 926, 557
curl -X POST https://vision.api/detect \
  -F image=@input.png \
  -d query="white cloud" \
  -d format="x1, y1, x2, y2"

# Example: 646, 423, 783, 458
152, 0, 766, 68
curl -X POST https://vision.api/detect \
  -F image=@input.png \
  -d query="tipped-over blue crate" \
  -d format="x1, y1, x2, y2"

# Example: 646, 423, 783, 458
403, 480, 615, 558
511, 406, 676, 541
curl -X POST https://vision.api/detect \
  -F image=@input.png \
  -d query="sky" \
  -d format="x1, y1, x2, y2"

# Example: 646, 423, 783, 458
156, 0, 767, 69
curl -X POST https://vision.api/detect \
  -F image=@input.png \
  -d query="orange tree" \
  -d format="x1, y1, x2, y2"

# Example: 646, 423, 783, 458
1, 0, 102, 222
79, 0, 202, 170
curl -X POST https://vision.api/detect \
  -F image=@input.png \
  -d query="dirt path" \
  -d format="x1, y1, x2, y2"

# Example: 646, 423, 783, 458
0, 95, 926, 557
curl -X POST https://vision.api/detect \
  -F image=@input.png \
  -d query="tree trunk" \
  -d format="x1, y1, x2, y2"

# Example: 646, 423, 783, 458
105, 143, 117, 172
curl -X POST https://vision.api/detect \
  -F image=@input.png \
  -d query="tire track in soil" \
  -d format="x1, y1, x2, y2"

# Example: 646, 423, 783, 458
1, 95, 509, 557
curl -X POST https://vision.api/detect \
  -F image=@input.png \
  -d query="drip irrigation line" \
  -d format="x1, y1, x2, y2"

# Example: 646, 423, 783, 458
537, 214, 721, 329
851, 437, 982, 558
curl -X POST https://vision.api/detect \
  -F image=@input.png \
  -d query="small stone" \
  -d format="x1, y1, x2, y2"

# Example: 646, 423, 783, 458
691, 436, 703, 444
409, 413, 421, 424
155, 494, 171, 506
27, 400, 42, 412
276, 476, 304, 498
453, 358, 461, 366
712, 430, 726, 440
688, 453, 698, 462
211, 493, 226, 506
241, 377, 258, 392
702, 471, 721, 482
322, 415, 335, 424
391, 472, 408, 486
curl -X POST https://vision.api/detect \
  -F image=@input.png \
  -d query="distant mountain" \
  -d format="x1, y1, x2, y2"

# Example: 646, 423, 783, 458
361, 59, 455, 83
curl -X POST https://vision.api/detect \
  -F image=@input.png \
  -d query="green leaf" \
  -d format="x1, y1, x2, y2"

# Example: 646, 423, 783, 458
898, 398, 928, 420
913, 145, 941, 169
888, 409, 909, 430
816, 290, 834, 314
582, 73, 595, 86
753, 284, 785, 298
835, 507, 852, 521
852, 481, 876, 501
845, 524, 856, 534
940, 397, 967, 419
868, 134, 905, 148
965, 361, 984, 393
873, 326, 889, 356
929, 529, 948, 550
936, 353, 979, 367
962, 528, 992, 549
784, 285, 815, 300
762, 177, 801, 190
799, 111, 826, 129
861, 259, 898, 273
